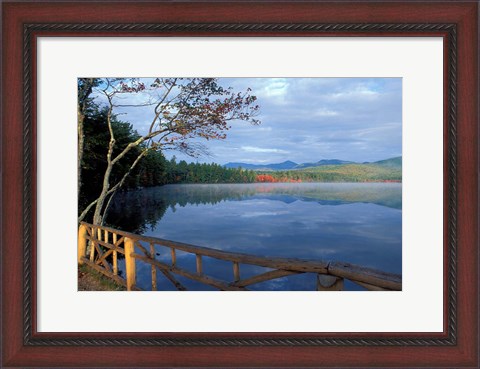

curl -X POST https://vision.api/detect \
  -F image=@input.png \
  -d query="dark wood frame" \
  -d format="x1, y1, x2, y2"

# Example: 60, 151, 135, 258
1, 1, 478, 367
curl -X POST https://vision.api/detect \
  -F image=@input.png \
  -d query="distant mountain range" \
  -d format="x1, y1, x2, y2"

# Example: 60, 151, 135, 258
224, 156, 402, 171
294, 159, 355, 169
224, 160, 298, 171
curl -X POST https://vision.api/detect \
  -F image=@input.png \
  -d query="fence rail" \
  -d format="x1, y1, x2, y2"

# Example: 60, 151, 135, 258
78, 222, 402, 291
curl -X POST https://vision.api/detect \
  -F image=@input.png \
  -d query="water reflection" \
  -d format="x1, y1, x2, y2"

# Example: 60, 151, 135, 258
106, 183, 402, 291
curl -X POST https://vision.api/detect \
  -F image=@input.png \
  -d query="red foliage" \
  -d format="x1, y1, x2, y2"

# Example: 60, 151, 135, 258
256, 174, 277, 182
255, 175, 302, 183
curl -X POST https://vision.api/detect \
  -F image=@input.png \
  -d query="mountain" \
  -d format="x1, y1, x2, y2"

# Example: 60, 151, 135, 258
372, 156, 402, 168
224, 157, 402, 171
224, 160, 298, 170
268, 160, 298, 170
294, 159, 354, 169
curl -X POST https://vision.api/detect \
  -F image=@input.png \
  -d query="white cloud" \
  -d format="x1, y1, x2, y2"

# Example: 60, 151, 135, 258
241, 146, 289, 154
262, 78, 289, 97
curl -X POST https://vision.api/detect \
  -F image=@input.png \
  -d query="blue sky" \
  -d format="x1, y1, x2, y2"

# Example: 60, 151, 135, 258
107, 77, 402, 165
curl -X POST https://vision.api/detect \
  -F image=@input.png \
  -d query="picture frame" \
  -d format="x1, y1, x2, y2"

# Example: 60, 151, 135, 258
1, 1, 478, 367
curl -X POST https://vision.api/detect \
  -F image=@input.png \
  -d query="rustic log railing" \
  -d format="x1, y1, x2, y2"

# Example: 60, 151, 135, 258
78, 222, 402, 291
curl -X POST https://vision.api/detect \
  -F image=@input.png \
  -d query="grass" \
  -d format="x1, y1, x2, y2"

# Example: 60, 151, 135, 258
78, 264, 126, 291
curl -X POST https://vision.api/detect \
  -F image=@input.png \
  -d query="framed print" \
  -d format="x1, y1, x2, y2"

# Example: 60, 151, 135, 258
1, 1, 478, 368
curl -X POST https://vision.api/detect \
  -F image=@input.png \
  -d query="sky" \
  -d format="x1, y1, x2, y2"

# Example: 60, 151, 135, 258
98, 77, 402, 165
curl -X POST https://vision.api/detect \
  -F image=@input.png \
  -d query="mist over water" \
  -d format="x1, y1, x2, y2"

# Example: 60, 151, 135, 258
107, 183, 402, 291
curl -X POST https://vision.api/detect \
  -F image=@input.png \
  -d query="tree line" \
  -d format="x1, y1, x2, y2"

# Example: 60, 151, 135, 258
254, 166, 402, 183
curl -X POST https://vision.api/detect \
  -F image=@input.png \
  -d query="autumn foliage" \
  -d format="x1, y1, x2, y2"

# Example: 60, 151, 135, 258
256, 174, 302, 183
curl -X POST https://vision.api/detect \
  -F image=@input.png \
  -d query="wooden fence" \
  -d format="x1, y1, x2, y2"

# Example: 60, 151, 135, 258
78, 222, 402, 291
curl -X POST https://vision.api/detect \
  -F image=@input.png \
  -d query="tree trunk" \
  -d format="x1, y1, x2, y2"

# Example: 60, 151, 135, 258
92, 162, 113, 225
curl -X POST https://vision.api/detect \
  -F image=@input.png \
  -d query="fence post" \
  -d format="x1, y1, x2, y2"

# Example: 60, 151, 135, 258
196, 254, 203, 275
149, 243, 157, 291
89, 226, 96, 262
124, 237, 136, 291
233, 262, 240, 282
112, 233, 118, 275
77, 224, 88, 265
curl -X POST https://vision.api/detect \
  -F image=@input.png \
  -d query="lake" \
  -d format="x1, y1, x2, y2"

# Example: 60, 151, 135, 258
107, 182, 402, 291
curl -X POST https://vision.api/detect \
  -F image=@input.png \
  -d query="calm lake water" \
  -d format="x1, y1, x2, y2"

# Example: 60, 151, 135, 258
107, 183, 402, 291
